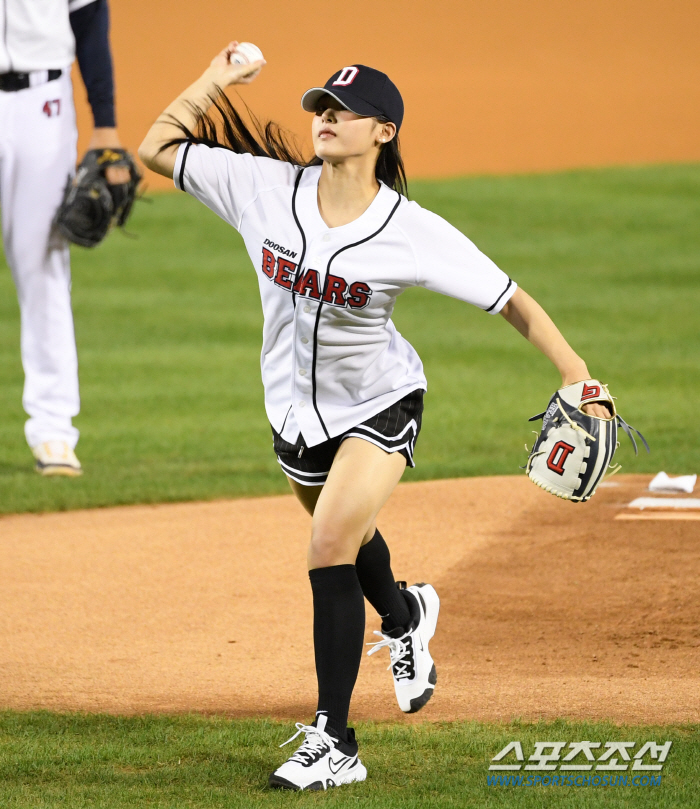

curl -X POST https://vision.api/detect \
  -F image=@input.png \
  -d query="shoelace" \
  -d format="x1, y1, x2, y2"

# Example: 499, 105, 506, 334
280, 722, 334, 765
367, 631, 414, 680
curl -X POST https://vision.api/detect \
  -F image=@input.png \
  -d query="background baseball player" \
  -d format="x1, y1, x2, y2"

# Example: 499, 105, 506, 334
0, 0, 134, 475
139, 44, 612, 791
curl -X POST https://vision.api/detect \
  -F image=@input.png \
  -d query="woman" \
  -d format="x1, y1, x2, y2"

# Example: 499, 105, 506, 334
139, 44, 609, 791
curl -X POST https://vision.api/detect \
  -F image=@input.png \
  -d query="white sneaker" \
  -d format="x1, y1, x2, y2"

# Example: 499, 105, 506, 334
268, 714, 367, 791
32, 441, 83, 477
367, 582, 440, 713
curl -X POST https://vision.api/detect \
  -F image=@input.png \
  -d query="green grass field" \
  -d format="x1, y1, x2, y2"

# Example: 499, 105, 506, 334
1, 713, 696, 808
1, 163, 698, 513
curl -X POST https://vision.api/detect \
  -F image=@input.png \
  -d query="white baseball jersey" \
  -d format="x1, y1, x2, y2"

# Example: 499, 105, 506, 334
0, 0, 94, 73
174, 143, 517, 447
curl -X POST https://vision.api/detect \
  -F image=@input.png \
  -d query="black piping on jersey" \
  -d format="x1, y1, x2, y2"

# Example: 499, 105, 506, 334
310, 191, 403, 440
289, 169, 307, 310
178, 141, 193, 193
485, 277, 513, 313
278, 404, 293, 436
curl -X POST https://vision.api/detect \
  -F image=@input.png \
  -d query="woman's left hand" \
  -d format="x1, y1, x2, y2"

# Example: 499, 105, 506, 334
581, 401, 613, 419
561, 370, 613, 419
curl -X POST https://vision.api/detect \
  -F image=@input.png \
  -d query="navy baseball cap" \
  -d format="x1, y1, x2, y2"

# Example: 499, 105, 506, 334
301, 65, 404, 131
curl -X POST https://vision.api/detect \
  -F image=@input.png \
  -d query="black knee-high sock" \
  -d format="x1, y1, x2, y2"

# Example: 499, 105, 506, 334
355, 529, 411, 632
309, 564, 365, 742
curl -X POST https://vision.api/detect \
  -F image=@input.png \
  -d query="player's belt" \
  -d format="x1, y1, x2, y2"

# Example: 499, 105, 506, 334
0, 69, 62, 92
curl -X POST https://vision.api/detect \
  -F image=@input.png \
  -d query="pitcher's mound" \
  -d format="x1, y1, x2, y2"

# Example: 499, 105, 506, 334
1, 475, 698, 723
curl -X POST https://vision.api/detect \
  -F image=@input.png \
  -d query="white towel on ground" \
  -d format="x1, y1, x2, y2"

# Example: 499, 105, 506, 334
648, 471, 697, 494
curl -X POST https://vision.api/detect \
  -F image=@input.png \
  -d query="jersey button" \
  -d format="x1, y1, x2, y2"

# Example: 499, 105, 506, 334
299, 401, 306, 408
322, 233, 331, 242
303, 305, 311, 314
298, 369, 307, 376
301, 337, 309, 344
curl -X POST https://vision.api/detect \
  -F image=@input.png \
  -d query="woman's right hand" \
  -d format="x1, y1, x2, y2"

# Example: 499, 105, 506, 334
204, 41, 266, 88
139, 41, 265, 178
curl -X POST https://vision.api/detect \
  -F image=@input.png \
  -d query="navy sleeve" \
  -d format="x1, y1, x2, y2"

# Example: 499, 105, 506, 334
69, 0, 116, 128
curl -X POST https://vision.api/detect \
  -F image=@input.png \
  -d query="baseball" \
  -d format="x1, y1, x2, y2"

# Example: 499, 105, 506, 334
230, 42, 264, 65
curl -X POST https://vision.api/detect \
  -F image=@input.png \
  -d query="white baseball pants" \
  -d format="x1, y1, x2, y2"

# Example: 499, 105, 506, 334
0, 72, 80, 449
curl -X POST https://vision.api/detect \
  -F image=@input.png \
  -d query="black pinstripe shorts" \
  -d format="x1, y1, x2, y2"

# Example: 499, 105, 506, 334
272, 389, 424, 487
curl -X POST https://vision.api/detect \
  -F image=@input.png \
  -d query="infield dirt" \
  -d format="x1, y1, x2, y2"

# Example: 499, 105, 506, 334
1, 474, 697, 724
76, 0, 700, 187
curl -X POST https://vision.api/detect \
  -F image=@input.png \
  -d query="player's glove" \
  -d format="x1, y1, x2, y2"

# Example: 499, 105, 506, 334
54, 148, 142, 248
525, 379, 648, 502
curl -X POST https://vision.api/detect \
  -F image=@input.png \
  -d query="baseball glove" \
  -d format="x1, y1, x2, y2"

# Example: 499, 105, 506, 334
525, 379, 648, 502
54, 148, 142, 248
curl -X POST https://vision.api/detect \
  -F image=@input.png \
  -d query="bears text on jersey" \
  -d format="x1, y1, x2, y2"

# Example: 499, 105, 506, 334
261, 247, 372, 309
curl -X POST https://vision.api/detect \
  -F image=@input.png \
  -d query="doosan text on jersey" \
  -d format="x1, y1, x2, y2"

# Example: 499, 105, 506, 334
175, 145, 516, 448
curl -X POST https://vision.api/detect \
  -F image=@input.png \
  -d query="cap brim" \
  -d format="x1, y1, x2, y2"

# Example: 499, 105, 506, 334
300, 87, 384, 118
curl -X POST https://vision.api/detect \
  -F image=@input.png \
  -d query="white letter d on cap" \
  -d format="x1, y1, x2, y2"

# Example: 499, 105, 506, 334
332, 66, 359, 86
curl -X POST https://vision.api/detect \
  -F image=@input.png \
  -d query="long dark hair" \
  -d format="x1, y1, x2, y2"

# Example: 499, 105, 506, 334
161, 90, 409, 197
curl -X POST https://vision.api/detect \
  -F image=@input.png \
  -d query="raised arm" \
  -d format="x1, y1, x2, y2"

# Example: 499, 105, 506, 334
138, 42, 265, 178
500, 287, 609, 417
